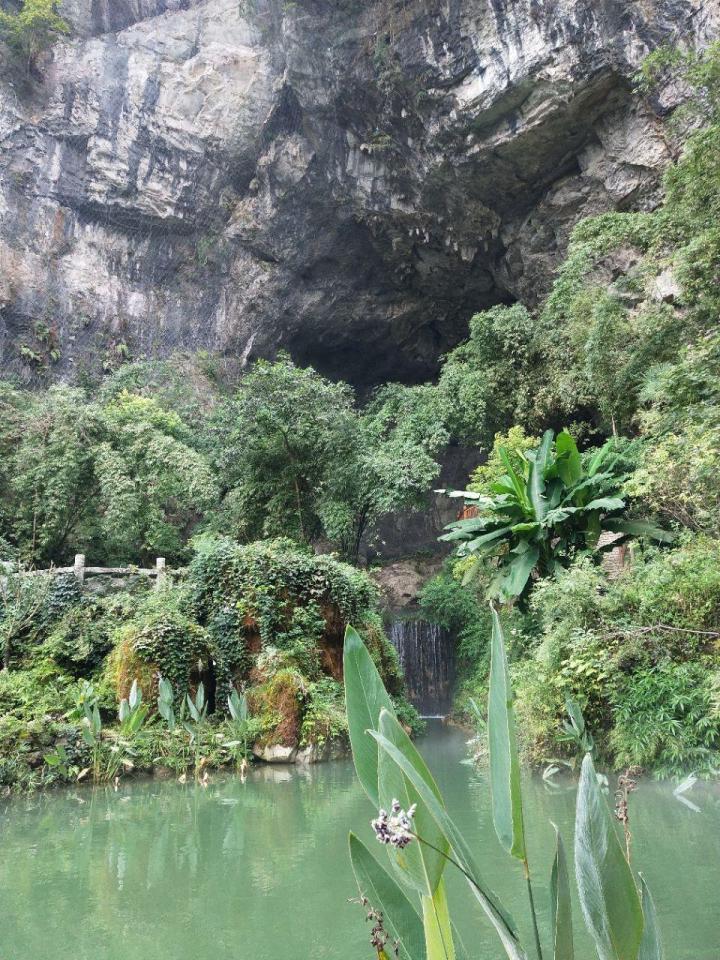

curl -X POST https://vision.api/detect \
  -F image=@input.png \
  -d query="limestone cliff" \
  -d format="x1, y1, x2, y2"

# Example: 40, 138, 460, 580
0, 0, 717, 386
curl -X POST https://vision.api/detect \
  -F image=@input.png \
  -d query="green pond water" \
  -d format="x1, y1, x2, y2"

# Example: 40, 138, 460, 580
1, 722, 719, 960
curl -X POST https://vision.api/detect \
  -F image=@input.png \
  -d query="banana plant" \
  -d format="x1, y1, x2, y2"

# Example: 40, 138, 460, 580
440, 430, 672, 602
343, 623, 666, 960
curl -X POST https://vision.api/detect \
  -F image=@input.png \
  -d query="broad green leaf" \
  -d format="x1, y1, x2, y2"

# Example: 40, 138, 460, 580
529, 430, 553, 520
497, 546, 539, 600
544, 507, 580, 525
574, 754, 643, 960
556, 430, 583, 486
440, 518, 490, 541
550, 825, 574, 960
584, 498, 625, 512
378, 709, 448, 897
466, 526, 514, 552
499, 448, 530, 509
587, 441, 613, 477
369, 729, 526, 960
92, 703, 101, 735
491, 477, 520, 497
488, 607, 525, 860
348, 833, 426, 960
343, 625, 394, 807
638, 875, 664, 960
422, 879, 454, 960
510, 522, 541, 534
186, 693, 200, 722
604, 520, 675, 544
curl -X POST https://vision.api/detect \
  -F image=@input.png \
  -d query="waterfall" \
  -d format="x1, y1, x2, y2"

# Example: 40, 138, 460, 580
389, 619, 455, 717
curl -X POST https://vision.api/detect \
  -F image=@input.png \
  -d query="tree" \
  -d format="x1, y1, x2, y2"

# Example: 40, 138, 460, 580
214, 356, 358, 544
3, 387, 104, 564
0, 386, 218, 565
0, 0, 69, 72
321, 384, 448, 561
94, 392, 219, 563
214, 358, 447, 561
436, 304, 538, 445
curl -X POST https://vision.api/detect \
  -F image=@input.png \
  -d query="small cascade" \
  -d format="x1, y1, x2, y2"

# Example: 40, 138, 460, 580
389, 619, 455, 717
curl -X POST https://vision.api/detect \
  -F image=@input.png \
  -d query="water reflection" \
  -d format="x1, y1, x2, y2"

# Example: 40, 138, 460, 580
1, 724, 718, 960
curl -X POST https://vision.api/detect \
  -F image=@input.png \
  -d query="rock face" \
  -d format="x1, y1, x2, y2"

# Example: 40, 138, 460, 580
0, 0, 717, 387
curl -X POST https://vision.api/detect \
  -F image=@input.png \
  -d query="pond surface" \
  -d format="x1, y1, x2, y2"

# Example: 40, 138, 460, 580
1, 723, 719, 960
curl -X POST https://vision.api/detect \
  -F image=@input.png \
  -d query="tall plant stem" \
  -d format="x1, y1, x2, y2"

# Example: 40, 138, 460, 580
523, 857, 543, 960
415, 832, 542, 959
413, 834, 483, 895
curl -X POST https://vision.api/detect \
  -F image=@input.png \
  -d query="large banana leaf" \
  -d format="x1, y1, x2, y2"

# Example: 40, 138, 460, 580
465, 526, 515, 553
638, 875, 664, 960
499, 448, 531, 511
349, 833, 426, 960
369, 722, 527, 960
550, 825, 574, 960
528, 430, 553, 521
574, 754, 643, 960
497, 546, 539, 602
488, 607, 526, 861
584, 497, 626, 512
440, 517, 491, 539
377, 709, 449, 897
343, 625, 394, 807
555, 430, 583, 487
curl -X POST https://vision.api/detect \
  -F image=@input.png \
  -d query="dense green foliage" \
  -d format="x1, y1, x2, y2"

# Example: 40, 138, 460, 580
417, 44, 720, 775
0, 386, 218, 565
0, 538, 416, 790
0, 0, 68, 71
0, 356, 445, 565
514, 536, 720, 776
211, 357, 447, 561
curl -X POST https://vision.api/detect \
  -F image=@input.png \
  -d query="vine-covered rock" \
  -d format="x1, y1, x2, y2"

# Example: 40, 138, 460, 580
188, 537, 410, 756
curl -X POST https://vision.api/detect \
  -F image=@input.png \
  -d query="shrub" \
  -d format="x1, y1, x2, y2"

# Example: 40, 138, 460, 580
515, 535, 720, 772
610, 660, 719, 776
300, 677, 348, 748
42, 600, 112, 675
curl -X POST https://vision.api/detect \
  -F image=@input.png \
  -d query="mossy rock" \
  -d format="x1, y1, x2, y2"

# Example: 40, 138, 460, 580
248, 668, 303, 752
105, 599, 211, 705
